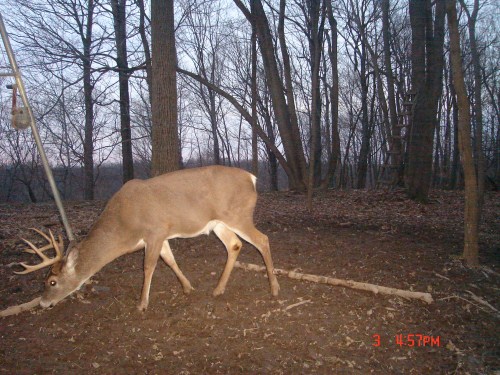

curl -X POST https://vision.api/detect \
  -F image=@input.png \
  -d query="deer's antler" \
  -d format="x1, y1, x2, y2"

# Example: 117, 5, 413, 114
14, 229, 64, 275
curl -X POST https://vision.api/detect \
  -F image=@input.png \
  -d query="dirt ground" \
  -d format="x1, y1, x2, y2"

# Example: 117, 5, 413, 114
0, 189, 498, 374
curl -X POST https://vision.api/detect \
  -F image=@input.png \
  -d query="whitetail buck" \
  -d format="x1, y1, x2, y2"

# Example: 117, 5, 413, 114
15, 166, 280, 311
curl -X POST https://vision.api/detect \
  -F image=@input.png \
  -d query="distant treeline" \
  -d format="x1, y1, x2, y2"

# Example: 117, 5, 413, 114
0, 161, 289, 203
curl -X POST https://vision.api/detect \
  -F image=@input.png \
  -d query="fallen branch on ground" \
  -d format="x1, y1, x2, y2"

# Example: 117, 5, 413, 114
234, 261, 433, 304
0, 297, 41, 317
466, 290, 498, 313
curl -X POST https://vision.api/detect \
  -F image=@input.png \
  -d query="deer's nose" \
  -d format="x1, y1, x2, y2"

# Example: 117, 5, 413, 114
39, 299, 53, 308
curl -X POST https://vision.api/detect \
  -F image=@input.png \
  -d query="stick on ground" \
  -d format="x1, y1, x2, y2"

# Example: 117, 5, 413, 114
235, 261, 434, 304
0, 297, 41, 317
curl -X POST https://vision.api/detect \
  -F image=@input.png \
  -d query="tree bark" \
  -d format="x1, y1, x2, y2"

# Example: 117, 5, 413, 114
446, 0, 480, 266
151, 0, 180, 175
406, 0, 445, 202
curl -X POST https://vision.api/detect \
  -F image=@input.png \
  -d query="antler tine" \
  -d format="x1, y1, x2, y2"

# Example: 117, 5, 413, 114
30, 228, 51, 242
14, 229, 64, 275
22, 242, 54, 254
22, 228, 54, 254
47, 229, 64, 260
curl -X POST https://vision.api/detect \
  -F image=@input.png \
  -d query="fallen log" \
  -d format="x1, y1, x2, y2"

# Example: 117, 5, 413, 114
234, 261, 433, 304
0, 297, 41, 317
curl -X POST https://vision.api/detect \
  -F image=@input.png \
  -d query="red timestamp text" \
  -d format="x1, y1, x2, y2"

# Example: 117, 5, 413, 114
372, 334, 441, 347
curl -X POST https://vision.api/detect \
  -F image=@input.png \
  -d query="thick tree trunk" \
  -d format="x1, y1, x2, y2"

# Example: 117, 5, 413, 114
151, 0, 180, 175
406, 0, 445, 201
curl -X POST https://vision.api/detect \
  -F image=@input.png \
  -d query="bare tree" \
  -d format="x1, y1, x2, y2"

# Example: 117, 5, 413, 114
446, 0, 479, 266
458, 0, 485, 214
8, 0, 114, 200
320, 1, 340, 189
111, 0, 135, 183
234, 0, 308, 190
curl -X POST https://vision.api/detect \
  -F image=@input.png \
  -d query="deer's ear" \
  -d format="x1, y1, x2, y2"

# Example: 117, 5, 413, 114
66, 250, 78, 273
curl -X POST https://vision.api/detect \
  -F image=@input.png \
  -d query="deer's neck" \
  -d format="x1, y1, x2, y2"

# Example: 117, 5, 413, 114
70, 220, 139, 280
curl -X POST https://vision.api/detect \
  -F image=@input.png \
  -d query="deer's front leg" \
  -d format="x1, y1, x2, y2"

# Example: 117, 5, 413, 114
160, 240, 193, 294
139, 239, 162, 311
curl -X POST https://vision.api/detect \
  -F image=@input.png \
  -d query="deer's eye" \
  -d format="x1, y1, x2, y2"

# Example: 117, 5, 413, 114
50, 280, 57, 286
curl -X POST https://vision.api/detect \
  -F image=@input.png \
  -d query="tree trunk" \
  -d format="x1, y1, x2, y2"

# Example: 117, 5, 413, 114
308, 0, 324, 187
356, 40, 370, 189
83, 0, 95, 200
151, 0, 180, 175
459, 0, 485, 216
136, 0, 152, 98
446, 0, 479, 266
307, 0, 325, 208
320, 3, 340, 189
111, 0, 134, 183
449, 60, 460, 189
406, 0, 445, 201
259, 93, 279, 191
382, 0, 401, 184
251, 25, 259, 176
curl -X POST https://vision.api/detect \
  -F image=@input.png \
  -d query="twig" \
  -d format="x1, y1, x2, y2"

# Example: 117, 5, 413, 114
434, 272, 451, 281
283, 299, 312, 311
465, 290, 498, 313
235, 261, 434, 304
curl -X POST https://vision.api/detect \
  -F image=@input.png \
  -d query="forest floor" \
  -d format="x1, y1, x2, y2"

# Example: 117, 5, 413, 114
0, 189, 498, 374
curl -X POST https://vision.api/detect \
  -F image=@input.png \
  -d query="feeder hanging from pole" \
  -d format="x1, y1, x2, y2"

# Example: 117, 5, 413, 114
0, 12, 74, 241
6, 83, 30, 130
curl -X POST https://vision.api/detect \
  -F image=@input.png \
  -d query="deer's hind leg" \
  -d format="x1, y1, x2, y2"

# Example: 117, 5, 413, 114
231, 221, 280, 297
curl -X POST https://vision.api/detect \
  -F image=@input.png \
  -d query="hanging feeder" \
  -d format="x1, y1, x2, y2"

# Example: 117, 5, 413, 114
0, 12, 74, 241
6, 83, 30, 130
11, 106, 30, 129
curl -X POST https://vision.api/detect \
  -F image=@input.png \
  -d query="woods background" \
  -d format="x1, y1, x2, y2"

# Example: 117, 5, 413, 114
0, 0, 498, 202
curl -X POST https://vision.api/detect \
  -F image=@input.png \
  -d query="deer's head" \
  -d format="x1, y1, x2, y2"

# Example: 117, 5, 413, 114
15, 229, 82, 308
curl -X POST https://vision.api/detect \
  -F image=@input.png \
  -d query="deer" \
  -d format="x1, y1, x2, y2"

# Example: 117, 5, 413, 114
14, 166, 280, 311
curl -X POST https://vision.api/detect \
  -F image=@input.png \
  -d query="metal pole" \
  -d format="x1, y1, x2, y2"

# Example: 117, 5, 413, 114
0, 12, 74, 241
